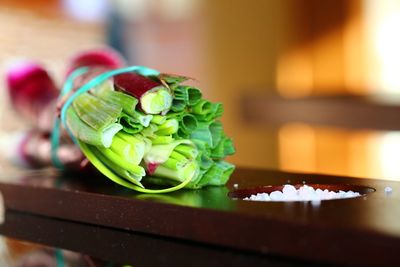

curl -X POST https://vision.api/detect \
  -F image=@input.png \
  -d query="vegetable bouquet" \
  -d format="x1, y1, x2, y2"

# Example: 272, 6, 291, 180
5, 48, 235, 193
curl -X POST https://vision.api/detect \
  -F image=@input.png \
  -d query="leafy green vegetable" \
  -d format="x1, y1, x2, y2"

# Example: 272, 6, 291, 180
65, 71, 235, 193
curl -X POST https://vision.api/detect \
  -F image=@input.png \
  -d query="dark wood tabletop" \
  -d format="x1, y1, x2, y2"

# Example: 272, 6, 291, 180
0, 167, 398, 266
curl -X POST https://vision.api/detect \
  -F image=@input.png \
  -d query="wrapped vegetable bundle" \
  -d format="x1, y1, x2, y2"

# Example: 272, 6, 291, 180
5, 49, 235, 193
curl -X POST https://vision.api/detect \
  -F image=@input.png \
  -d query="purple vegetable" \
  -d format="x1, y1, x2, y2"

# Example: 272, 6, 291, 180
5, 48, 125, 168
6, 62, 59, 130
66, 48, 125, 76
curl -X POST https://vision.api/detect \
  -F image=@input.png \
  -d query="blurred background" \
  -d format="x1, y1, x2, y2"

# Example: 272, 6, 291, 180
1, 0, 400, 181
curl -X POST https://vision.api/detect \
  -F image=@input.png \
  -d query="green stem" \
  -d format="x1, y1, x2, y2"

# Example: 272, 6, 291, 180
154, 160, 198, 183
151, 135, 173, 144
170, 151, 187, 162
162, 157, 187, 171
110, 133, 145, 165
79, 141, 194, 193
154, 119, 179, 135
151, 115, 166, 125
97, 146, 144, 176
72, 93, 122, 130
94, 147, 145, 186
66, 107, 122, 147
174, 144, 198, 159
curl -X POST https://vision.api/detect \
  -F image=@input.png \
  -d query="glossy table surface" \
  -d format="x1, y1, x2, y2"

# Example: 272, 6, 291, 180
0, 167, 399, 266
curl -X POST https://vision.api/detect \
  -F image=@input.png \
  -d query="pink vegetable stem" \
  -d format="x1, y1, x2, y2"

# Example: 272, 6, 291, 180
146, 162, 160, 176
114, 72, 162, 99
6, 63, 59, 126
66, 48, 125, 76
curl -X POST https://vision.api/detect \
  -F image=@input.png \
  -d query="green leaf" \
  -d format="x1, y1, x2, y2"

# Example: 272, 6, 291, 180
198, 152, 214, 170
118, 113, 144, 134
192, 99, 211, 115
190, 122, 213, 147
209, 121, 223, 149
159, 73, 190, 85
196, 160, 235, 187
173, 85, 202, 106
171, 99, 186, 112
179, 114, 198, 135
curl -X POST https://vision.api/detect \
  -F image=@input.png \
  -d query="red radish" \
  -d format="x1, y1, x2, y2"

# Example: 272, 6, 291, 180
66, 48, 125, 76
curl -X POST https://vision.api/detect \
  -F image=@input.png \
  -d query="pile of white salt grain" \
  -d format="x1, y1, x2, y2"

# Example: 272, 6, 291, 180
244, 184, 361, 202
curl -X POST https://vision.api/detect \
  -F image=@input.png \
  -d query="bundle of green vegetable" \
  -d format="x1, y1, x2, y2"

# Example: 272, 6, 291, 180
57, 65, 235, 193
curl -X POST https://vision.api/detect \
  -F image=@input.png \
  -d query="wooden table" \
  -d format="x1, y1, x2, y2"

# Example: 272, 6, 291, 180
0, 168, 398, 266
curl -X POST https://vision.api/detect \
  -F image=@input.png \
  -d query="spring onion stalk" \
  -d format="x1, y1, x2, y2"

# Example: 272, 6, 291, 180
61, 65, 235, 192
72, 93, 122, 131
65, 107, 123, 148
5, 48, 235, 193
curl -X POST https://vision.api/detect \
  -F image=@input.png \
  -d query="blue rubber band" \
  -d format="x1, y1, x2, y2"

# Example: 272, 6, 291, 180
51, 67, 89, 168
55, 249, 65, 267
60, 66, 159, 141
50, 66, 160, 169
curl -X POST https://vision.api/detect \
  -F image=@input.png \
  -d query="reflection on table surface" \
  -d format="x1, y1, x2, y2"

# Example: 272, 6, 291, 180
0, 237, 118, 267
0, 210, 294, 267
0, 168, 237, 212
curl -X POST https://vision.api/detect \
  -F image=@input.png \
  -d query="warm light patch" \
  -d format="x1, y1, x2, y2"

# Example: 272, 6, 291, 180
347, 131, 381, 179
364, 0, 400, 93
278, 123, 316, 172
277, 49, 313, 98
343, 16, 367, 94
377, 132, 400, 180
